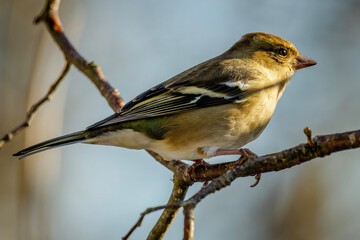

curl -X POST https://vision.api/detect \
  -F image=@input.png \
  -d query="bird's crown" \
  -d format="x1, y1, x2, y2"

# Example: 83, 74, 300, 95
229, 32, 299, 56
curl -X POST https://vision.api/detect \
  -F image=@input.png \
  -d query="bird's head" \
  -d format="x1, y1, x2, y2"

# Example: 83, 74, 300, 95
226, 32, 316, 90
230, 32, 316, 71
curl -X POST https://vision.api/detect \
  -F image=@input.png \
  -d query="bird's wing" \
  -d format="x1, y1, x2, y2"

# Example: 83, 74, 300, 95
87, 62, 250, 129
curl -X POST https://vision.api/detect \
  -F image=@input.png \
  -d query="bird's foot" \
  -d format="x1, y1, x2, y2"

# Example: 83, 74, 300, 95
215, 148, 262, 188
194, 148, 262, 187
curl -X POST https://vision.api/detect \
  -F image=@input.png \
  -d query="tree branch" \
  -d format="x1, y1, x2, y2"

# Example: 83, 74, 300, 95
126, 128, 360, 239
0, 62, 71, 149
123, 178, 191, 240
188, 128, 360, 192
34, 0, 124, 112
184, 128, 360, 207
183, 205, 195, 240
146, 150, 189, 174
147, 179, 190, 240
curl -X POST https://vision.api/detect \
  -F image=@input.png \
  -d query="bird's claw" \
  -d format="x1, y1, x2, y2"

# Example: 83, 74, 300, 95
236, 149, 261, 187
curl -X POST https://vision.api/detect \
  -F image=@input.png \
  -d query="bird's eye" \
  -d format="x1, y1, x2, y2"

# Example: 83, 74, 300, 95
277, 48, 287, 56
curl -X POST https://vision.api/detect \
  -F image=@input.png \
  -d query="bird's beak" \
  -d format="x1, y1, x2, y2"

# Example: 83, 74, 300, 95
294, 55, 317, 70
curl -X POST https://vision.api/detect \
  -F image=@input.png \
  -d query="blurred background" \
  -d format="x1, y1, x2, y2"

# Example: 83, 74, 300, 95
1, 0, 360, 239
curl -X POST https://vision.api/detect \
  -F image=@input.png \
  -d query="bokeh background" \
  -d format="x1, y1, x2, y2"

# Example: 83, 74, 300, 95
1, 0, 360, 239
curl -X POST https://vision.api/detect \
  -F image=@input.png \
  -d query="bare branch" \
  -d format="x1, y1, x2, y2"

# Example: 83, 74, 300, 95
0, 62, 71, 149
188, 160, 238, 182
147, 180, 190, 240
186, 128, 360, 206
146, 150, 189, 174
123, 179, 190, 240
122, 206, 169, 240
124, 128, 360, 239
183, 206, 195, 240
34, 0, 124, 112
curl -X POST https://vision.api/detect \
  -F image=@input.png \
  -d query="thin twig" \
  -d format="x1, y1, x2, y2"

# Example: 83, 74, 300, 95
0, 62, 71, 149
34, 0, 124, 112
183, 205, 195, 240
147, 180, 190, 240
122, 205, 172, 240
123, 180, 190, 240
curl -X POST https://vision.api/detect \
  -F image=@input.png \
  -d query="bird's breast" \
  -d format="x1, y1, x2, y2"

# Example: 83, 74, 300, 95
146, 87, 282, 160
229, 87, 281, 138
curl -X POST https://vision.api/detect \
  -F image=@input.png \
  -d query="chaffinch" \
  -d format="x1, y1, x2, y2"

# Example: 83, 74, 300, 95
14, 32, 316, 160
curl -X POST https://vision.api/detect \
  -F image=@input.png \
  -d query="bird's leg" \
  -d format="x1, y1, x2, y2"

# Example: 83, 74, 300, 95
238, 149, 261, 187
213, 148, 257, 157
214, 148, 261, 187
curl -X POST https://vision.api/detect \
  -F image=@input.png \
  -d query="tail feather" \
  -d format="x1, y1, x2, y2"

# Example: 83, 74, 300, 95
13, 131, 87, 159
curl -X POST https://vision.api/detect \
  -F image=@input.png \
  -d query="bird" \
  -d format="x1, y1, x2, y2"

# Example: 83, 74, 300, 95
13, 32, 317, 160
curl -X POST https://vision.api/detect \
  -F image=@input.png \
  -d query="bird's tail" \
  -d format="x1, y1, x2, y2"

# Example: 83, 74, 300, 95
13, 131, 87, 159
